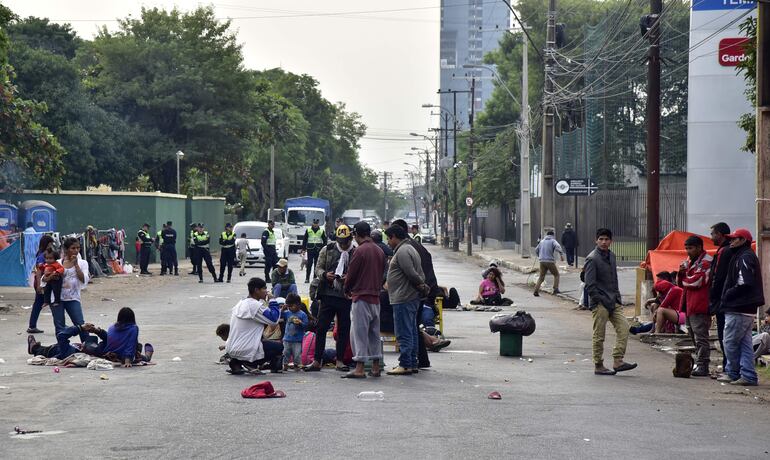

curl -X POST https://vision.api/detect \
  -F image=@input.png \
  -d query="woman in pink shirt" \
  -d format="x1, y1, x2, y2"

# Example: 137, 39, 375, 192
473, 268, 509, 305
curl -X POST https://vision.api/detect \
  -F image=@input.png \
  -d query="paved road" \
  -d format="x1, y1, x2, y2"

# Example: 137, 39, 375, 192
1, 248, 768, 459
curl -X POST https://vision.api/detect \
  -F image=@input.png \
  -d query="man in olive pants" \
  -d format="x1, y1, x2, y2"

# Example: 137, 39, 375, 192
534, 230, 564, 296
584, 228, 637, 376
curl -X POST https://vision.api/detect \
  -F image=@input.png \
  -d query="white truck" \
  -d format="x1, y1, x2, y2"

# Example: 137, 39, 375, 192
284, 197, 331, 252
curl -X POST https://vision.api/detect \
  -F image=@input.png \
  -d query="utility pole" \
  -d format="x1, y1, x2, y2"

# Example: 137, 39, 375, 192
467, 77, 476, 256
425, 154, 431, 229
382, 172, 390, 221
645, 0, 662, 251
541, 0, 556, 236
270, 144, 276, 214
443, 113, 450, 248
520, 28, 532, 258
439, 88, 470, 252
757, 0, 770, 309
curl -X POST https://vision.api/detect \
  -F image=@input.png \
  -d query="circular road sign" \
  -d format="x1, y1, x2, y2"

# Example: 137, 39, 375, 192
555, 180, 570, 195
465, 197, 473, 207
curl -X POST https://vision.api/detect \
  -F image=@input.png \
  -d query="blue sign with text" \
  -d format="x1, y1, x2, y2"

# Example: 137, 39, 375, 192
692, 0, 756, 11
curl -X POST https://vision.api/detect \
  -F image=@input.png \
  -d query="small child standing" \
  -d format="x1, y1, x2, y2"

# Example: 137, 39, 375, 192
216, 323, 230, 365
41, 250, 64, 308
281, 293, 308, 371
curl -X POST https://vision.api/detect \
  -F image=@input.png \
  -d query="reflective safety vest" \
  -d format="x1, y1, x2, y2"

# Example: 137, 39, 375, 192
194, 231, 210, 249
307, 227, 325, 245
265, 229, 276, 246
138, 229, 153, 246
189, 230, 196, 248
220, 231, 236, 249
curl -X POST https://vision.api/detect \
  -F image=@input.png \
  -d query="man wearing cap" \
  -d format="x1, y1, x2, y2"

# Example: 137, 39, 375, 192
302, 218, 327, 283
305, 224, 355, 372
137, 223, 154, 275
218, 223, 237, 283
161, 221, 178, 276
270, 259, 297, 298
193, 223, 218, 283
709, 222, 734, 370
342, 221, 385, 378
562, 223, 578, 267
718, 228, 765, 386
261, 220, 278, 283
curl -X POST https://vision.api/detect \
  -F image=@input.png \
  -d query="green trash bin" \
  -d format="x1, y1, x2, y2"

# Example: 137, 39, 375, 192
499, 332, 523, 357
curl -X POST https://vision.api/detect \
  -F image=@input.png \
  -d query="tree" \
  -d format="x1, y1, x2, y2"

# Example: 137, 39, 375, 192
0, 5, 66, 191
737, 16, 757, 154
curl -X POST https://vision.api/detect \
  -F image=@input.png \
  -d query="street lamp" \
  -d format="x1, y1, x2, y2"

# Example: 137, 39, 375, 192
175, 150, 185, 194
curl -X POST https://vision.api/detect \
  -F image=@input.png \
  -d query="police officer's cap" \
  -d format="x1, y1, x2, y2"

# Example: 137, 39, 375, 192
225, 222, 232, 227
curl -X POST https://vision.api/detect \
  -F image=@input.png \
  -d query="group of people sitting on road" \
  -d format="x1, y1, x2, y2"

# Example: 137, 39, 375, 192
219, 219, 451, 378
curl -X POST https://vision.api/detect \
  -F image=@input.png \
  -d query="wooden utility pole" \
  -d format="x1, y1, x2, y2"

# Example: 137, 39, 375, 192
757, 0, 770, 309
645, 0, 662, 251
521, 29, 531, 258
541, 0, 556, 235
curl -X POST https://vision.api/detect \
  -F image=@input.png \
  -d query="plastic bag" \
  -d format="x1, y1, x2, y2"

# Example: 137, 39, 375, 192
87, 358, 114, 370
489, 311, 536, 336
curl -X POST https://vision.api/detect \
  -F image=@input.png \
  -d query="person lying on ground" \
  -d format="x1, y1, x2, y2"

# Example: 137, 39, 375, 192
224, 277, 283, 375
27, 308, 153, 366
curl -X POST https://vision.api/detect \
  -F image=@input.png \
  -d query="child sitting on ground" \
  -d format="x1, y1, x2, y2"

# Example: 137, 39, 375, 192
216, 323, 230, 364
40, 250, 64, 308
281, 293, 308, 371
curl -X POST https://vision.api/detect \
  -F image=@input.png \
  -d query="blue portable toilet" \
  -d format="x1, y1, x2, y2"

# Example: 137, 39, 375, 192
19, 200, 57, 232
0, 201, 18, 231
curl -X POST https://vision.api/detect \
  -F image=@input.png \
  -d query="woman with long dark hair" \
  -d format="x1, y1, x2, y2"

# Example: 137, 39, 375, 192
28, 234, 55, 333
51, 237, 90, 342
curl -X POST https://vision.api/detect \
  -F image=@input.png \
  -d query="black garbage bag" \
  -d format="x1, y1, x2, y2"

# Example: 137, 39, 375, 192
489, 311, 536, 336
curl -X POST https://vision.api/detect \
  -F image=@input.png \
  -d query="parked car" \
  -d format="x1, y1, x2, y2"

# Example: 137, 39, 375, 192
419, 226, 436, 245
232, 221, 289, 267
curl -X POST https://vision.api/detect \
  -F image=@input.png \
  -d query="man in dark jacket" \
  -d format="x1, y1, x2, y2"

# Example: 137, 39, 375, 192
709, 222, 733, 369
717, 228, 764, 386
584, 228, 637, 376
561, 223, 578, 266
342, 221, 385, 378
261, 220, 278, 283
305, 225, 355, 372
161, 221, 178, 276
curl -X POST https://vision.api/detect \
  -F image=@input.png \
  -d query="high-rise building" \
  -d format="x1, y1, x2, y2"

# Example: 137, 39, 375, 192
440, 0, 510, 158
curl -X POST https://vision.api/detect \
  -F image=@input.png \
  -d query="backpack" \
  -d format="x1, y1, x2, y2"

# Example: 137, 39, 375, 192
301, 332, 316, 366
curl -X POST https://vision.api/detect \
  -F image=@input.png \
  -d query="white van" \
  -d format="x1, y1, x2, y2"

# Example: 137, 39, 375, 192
232, 221, 289, 267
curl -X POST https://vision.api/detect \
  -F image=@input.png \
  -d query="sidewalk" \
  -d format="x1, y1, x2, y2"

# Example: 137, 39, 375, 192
465, 245, 639, 307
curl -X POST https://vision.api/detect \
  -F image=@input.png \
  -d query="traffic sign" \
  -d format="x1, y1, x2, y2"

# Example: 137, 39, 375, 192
555, 178, 598, 196
465, 197, 473, 207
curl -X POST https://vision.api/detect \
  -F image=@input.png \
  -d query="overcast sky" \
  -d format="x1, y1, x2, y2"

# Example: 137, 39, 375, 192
5, 0, 444, 189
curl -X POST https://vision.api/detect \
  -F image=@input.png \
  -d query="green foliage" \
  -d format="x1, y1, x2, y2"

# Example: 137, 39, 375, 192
737, 16, 756, 154
0, 6, 66, 191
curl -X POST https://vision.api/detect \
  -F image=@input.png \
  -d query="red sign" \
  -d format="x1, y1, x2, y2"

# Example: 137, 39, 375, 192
718, 37, 750, 67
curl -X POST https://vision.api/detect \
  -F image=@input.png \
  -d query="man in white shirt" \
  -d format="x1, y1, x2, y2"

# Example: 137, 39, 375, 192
235, 232, 250, 277
225, 277, 282, 374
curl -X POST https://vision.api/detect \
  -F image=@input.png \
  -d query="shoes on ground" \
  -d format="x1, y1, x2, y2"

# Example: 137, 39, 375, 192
729, 377, 757, 386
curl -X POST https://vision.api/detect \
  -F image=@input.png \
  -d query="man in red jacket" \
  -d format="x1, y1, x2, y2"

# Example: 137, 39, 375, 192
678, 235, 713, 377
342, 221, 385, 379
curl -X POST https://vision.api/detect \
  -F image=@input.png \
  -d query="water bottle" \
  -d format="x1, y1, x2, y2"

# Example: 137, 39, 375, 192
356, 391, 384, 401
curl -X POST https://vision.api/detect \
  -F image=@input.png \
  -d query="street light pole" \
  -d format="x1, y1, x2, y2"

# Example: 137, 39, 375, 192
467, 78, 476, 257
175, 150, 184, 195
270, 144, 275, 215
521, 32, 531, 258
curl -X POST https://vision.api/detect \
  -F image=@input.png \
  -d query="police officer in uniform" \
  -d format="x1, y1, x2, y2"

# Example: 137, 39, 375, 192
161, 221, 178, 275
193, 223, 218, 283
261, 220, 279, 283
188, 223, 199, 275
217, 222, 236, 283
137, 223, 153, 275
302, 218, 327, 283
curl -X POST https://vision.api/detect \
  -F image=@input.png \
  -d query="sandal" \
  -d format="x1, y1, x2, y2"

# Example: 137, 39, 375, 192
303, 366, 322, 372
367, 371, 381, 378
27, 334, 37, 355
26, 328, 44, 334
341, 372, 366, 379
335, 365, 350, 372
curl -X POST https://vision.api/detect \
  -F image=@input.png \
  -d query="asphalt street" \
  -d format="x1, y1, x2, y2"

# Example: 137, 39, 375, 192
1, 247, 769, 459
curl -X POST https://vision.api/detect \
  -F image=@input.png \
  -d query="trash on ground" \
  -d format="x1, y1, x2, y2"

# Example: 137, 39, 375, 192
488, 391, 502, 400
86, 359, 114, 370
0, 358, 6, 364
99, 374, 109, 380
527, 358, 533, 363
172, 356, 182, 362
21, 305, 32, 310
356, 391, 384, 401
53, 366, 60, 373
583, 438, 591, 442
199, 295, 215, 298
14, 426, 41, 435
0, 386, 8, 389
101, 297, 116, 302
241, 381, 286, 399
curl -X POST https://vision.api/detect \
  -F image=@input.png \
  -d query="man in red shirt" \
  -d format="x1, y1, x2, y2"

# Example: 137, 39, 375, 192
679, 235, 713, 377
342, 221, 385, 379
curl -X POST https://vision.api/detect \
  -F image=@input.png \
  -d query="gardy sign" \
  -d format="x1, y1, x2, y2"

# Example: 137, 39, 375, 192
718, 37, 750, 67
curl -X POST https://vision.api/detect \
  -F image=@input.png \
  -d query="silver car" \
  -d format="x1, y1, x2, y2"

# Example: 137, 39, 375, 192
232, 221, 289, 267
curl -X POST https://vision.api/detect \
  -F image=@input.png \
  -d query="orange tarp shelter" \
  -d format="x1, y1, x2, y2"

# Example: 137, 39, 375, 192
642, 230, 718, 282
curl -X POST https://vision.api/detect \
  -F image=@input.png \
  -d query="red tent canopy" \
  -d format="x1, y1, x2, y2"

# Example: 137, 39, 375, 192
642, 230, 718, 282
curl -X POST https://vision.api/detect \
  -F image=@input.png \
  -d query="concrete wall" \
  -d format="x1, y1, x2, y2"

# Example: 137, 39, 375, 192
190, 197, 226, 252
